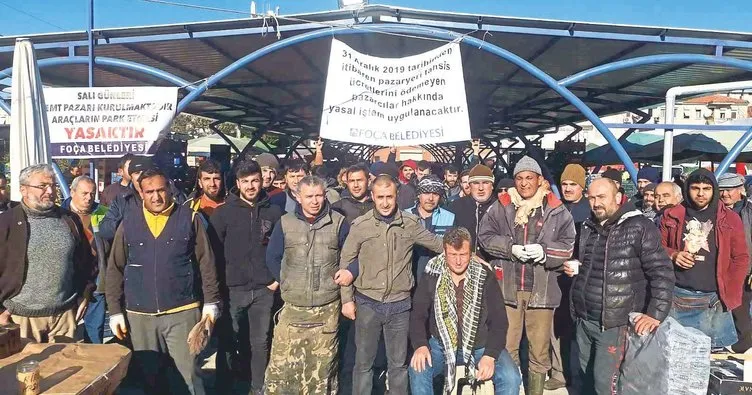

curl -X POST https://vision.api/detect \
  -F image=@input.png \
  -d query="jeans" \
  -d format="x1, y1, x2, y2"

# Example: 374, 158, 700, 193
576, 319, 626, 395
669, 286, 738, 348
409, 337, 521, 395
83, 292, 106, 344
216, 287, 274, 392
353, 301, 410, 394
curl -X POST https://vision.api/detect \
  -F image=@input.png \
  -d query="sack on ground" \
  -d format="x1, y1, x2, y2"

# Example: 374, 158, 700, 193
618, 313, 711, 395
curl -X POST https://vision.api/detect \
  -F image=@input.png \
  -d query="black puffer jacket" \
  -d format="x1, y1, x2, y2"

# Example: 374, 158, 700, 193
571, 203, 675, 329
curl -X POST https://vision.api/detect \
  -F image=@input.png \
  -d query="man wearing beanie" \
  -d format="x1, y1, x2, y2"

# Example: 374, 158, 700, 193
717, 172, 752, 353
546, 163, 590, 391
478, 156, 576, 395
602, 168, 628, 205
406, 175, 456, 279
255, 153, 283, 197
659, 169, 749, 348
99, 155, 154, 241
397, 160, 418, 209
641, 183, 657, 220
449, 164, 497, 257
631, 166, 660, 209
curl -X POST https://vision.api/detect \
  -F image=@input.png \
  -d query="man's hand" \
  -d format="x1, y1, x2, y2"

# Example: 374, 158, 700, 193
342, 301, 356, 320
202, 303, 220, 325
471, 139, 481, 156
75, 297, 89, 322
109, 313, 128, 340
334, 269, 354, 286
476, 355, 495, 381
314, 138, 324, 152
0, 310, 12, 325
410, 346, 432, 373
633, 314, 660, 336
673, 251, 695, 269
511, 245, 529, 261
267, 281, 279, 292
525, 244, 546, 263
389, 146, 397, 154
563, 260, 580, 277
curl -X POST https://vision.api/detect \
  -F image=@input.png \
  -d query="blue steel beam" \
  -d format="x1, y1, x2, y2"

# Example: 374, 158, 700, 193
559, 54, 752, 87
175, 24, 640, 183
715, 126, 752, 177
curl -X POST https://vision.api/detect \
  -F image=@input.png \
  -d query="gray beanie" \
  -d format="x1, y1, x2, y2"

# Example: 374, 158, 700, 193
513, 156, 542, 176
255, 153, 279, 171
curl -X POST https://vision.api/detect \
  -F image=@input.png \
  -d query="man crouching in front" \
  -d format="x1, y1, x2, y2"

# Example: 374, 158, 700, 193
408, 226, 522, 395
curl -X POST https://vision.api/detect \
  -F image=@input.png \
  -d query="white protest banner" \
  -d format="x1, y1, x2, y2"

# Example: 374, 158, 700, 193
320, 39, 471, 146
44, 87, 178, 158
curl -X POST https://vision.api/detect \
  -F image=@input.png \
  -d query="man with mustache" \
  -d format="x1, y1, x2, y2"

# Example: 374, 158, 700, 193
568, 178, 673, 395
107, 168, 220, 394
185, 159, 226, 219
478, 156, 576, 395
0, 164, 95, 343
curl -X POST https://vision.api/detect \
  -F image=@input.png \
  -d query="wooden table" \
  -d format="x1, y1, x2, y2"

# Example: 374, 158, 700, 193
0, 343, 131, 395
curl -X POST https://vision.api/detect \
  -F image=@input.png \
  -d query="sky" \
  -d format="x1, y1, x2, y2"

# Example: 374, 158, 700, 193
1, 0, 751, 37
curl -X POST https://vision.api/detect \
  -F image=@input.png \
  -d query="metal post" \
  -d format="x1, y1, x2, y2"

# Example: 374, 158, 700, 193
88, 0, 94, 88
663, 92, 675, 181
715, 126, 752, 177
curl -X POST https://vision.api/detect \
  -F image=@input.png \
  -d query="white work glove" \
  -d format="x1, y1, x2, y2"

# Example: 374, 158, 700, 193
202, 303, 220, 325
525, 244, 546, 264
109, 313, 128, 340
511, 245, 529, 261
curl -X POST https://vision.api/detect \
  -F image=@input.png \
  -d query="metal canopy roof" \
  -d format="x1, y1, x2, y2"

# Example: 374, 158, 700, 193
2, 4, 752, 141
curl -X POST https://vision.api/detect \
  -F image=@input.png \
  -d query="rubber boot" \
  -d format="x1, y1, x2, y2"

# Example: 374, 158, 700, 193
526, 372, 546, 395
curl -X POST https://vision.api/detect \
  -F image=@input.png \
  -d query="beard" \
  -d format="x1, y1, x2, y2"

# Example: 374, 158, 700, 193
27, 194, 54, 211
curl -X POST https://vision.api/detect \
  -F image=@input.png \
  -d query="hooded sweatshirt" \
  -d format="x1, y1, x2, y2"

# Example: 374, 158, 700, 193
675, 168, 720, 292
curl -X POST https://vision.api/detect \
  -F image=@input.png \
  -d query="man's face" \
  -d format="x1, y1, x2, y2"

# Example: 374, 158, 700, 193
0, 178, 8, 204
655, 184, 679, 211
141, 176, 172, 213
561, 180, 584, 203
637, 179, 652, 193
285, 169, 306, 191
720, 186, 744, 208
20, 172, 56, 211
198, 171, 223, 200
416, 168, 430, 181
71, 181, 96, 212
131, 171, 144, 194
261, 167, 276, 189
445, 240, 471, 276
418, 192, 440, 214
401, 166, 415, 181
297, 184, 325, 218
70, 166, 83, 177
643, 190, 656, 207
444, 171, 458, 188
588, 179, 621, 222
470, 180, 493, 203
515, 171, 543, 200
688, 182, 713, 210
460, 175, 470, 195
236, 173, 262, 202
347, 170, 369, 200
371, 182, 397, 217
121, 160, 132, 184
273, 178, 286, 190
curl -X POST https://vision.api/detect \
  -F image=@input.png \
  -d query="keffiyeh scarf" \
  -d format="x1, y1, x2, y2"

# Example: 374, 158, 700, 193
424, 254, 488, 394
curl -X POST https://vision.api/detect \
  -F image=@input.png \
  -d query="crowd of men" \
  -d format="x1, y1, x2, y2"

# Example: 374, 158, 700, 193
0, 143, 751, 395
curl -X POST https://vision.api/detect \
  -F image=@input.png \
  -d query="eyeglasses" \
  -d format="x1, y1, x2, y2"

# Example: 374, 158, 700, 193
23, 183, 57, 191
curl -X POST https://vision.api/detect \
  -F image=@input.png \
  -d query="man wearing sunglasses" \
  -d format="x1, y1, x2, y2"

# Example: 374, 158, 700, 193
0, 164, 95, 343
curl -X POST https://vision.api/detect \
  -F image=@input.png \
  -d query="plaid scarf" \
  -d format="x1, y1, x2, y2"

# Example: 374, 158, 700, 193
425, 253, 488, 394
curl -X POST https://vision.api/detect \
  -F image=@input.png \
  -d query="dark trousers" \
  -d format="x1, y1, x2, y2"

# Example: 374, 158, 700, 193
353, 302, 410, 395
216, 287, 274, 393
83, 292, 106, 344
128, 308, 204, 395
576, 319, 627, 395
